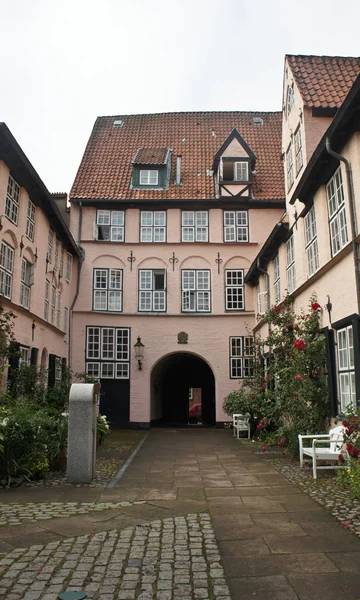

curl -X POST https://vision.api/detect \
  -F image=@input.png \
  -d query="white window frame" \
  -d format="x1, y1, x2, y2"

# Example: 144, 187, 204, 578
93, 268, 123, 312
304, 206, 319, 278
86, 326, 130, 379
50, 284, 56, 324
96, 210, 125, 242
139, 170, 159, 186
47, 230, 53, 264
139, 269, 166, 312
273, 254, 281, 305
286, 83, 294, 116
286, 143, 294, 191
181, 269, 211, 313
64, 307, 68, 340
234, 161, 249, 182
54, 239, 59, 269
55, 357, 62, 383
225, 269, 244, 310
44, 279, 50, 321
257, 289, 268, 316
65, 252, 73, 282
56, 291, 61, 328
19, 346, 30, 368
294, 126, 303, 175
20, 257, 32, 310
230, 336, 254, 379
286, 236, 296, 293
140, 211, 166, 242
181, 211, 209, 242
337, 325, 356, 412
26, 199, 36, 241
5, 175, 20, 225
223, 211, 248, 242
0, 241, 14, 300
326, 167, 348, 257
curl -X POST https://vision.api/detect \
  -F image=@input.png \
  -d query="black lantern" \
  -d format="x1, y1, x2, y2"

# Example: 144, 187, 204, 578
134, 336, 145, 370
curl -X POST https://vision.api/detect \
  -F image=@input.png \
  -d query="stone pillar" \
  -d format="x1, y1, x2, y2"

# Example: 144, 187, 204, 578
67, 383, 100, 484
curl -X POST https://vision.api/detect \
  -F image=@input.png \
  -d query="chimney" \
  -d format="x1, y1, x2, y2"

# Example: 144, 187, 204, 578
175, 155, 182, 185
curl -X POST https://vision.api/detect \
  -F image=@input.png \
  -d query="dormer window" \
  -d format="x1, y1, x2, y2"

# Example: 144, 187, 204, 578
131, 147, 171, 189
234, 161, 249, 182
140, 170, 159, 186
222, 159, 250, 182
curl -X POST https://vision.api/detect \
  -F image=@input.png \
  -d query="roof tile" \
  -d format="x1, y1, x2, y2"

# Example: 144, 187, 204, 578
287, 54, 360, 108
70, 112, 284, 201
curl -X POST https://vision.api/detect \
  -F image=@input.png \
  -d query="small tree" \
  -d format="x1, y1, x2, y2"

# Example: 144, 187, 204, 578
223, 295, 328, 447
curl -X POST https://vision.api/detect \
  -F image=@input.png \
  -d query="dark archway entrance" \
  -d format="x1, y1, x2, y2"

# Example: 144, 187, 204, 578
151, 353, 215, 426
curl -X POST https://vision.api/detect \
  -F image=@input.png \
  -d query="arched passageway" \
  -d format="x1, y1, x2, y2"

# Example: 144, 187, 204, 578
150, 352, 215, 426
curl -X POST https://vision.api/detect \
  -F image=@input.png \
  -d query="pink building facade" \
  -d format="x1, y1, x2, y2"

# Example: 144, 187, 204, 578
69, 114, 285, 426
0, 124, 79, 388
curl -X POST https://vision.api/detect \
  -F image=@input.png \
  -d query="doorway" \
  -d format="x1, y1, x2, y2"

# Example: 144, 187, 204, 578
150, 352, 215, 426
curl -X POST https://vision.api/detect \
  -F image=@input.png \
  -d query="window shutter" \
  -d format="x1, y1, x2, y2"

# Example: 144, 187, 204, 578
30, 347, 38, 365
48, 353, 56, 387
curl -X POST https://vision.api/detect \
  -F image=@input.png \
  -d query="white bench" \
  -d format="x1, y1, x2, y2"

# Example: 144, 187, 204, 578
233, 413, 251, 439
298, 425, 346, 479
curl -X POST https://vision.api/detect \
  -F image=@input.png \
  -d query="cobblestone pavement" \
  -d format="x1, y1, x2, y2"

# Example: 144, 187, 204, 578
0, 502, 146, 528
0, 513, 231, 600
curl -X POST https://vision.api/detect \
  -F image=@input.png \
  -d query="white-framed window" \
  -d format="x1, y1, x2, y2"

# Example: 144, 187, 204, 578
286, 143, 294, 191
182, 211, 208, 242
234, 161, 249, 182
44, 279, 50, 321
47, 230, 53, 264
337, 325, 356, 412
65, 252, 73, 282
257, 286, 268, 316
223, 211, 248, 242
96, 210, 125, 242
5, 175, 20, 225
189, 387, 193, 400
230, 336, 254, 378
55, 357, 62, 383
20, 258, 32, 309
304, 206, 319, 278
26, 199, 35, 241
19, 346, 30, 368
86, 326, 130, 379
56, 291, 61, 328
54, 239, 59, 269
225, 270, 244, 310
140, 170, 159, 186
286, 83, 295, 116
273, 254, 281, 305
286, 235, 296, 293
182, 270, 211, 312
0, 241, 14, 299
139, 269, 166, 312
93, 268, 123, 312
326, 167, 348, 257
294, 127, 303, 175
50, 284, 56, 324
140, 211, 166, 242
59, 249, 64, 278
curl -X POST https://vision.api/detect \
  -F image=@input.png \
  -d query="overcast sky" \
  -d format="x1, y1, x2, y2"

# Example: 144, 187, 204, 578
1, 0, 359, 193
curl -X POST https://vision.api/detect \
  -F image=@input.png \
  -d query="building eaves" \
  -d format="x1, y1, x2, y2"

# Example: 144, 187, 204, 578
290, 74, 360, 207
245, 222, 290, 286
0, 123, 79, 256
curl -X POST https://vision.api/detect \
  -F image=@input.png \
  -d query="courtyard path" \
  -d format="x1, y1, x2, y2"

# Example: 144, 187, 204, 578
1, 428, 360, 598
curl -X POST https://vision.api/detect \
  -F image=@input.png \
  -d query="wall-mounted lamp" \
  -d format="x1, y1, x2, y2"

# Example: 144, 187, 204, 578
134, 336, 145, 370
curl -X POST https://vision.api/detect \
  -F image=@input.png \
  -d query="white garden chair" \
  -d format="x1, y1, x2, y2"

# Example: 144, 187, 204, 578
298, 425, 346, 479
233, 413, 251, 439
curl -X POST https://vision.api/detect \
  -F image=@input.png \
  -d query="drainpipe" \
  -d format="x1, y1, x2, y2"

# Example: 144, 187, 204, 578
68, 202, 85, 369
325, 139, 360, 314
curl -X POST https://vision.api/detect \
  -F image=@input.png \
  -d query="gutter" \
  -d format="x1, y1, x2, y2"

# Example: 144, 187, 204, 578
68, 202, 84, 368
325, 138, 360, 314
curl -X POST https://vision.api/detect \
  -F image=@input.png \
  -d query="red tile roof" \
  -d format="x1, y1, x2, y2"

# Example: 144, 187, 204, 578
70, 112, 284, 201
132, 147, 170, 165
286, 55, 360, 108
